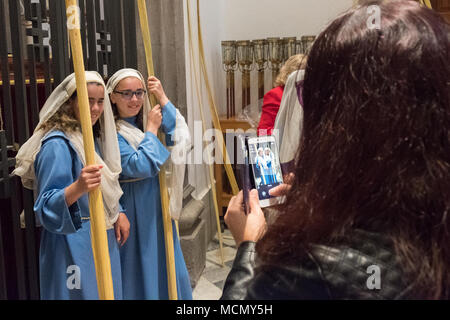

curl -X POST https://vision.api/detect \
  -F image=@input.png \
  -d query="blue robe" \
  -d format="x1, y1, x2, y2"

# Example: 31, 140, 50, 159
255, 155, 268, 184
263, 155, 276, 184
34, 131, 123, 300
118, 101, 192, 300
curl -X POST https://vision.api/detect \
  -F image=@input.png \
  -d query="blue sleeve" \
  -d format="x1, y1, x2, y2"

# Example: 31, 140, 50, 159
161, 101, 176, 146
119, 132, 170, 179
33, 137, 82, 234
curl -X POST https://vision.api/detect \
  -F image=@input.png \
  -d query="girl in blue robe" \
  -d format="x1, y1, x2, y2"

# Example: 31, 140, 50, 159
14, 72, 129, 299
263, 148, 276, 184
255, 148, 267, 185
107, 69, 192, 300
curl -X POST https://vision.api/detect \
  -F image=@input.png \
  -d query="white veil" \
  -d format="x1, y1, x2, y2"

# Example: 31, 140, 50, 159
13, 71, 123, 229
106, 68, 191, 220
273, 69, 305, 166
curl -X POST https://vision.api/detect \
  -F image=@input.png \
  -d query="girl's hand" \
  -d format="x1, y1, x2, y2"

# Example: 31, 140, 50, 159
76, 165, 103, 193
147, 76, 169, 107
114, 212, 130, 246
65, 165, 103, 207
146, 104, 162, 135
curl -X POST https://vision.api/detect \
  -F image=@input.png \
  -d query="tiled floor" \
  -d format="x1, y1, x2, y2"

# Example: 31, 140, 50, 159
192, 229, 237, 300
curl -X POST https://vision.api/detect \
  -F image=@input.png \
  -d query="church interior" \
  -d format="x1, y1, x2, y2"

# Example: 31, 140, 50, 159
0, 0, 449, 301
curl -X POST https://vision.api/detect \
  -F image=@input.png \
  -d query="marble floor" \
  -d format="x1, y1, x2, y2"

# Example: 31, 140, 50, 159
192, 229, 237, 300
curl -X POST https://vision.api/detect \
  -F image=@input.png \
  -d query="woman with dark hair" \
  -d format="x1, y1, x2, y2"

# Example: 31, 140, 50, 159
221, 0, 450, 300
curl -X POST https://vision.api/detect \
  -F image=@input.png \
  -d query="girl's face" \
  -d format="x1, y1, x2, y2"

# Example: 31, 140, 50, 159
71, 83, 105, 125
110, 77, 145, 118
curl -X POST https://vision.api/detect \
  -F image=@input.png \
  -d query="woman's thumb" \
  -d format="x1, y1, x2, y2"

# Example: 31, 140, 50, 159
115, 224, 121, 243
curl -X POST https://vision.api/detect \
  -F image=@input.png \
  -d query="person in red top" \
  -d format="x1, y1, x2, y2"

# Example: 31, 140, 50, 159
257, 54, 307, 136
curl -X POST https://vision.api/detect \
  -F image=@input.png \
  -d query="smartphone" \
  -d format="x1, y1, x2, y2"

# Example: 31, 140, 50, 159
247, 135, 284, 207
237, 135, 253, 214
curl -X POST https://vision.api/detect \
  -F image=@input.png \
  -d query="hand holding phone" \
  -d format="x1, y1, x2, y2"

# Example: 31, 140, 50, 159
224, 190, 267, 248
268, 173, 295, 197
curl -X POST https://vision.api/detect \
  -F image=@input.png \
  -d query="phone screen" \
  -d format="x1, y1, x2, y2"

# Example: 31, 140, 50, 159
247, 136, 283, 201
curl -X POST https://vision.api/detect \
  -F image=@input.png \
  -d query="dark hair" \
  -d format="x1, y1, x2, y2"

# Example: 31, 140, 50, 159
257, 0, 450, 299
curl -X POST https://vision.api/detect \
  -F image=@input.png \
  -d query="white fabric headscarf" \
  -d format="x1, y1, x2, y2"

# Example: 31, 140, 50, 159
273, 69, 305, 166
13, 71, 123, 229
106, 68, 191, 220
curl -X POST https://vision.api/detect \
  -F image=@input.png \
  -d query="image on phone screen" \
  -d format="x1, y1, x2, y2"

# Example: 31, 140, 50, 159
247, 136, 284, 207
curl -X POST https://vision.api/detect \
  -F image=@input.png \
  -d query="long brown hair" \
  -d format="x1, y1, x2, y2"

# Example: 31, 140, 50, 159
38, 85, 102, 137
257, 0, 450, 299
37, 102, 80, 134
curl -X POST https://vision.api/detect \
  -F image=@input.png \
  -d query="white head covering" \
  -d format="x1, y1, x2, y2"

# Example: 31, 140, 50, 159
13, 71, 123, 229
273, 69, 305, 166
256, 148, 266, 166
264, 147, 273, 160
106, 68, 191, 220
106, 68, 151, 126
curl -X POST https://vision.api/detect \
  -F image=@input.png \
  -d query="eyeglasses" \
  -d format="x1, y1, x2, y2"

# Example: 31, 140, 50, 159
113, 89, 146, 100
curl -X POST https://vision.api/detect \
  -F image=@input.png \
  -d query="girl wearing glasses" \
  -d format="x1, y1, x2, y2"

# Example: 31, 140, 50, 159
106, 69, 192, 300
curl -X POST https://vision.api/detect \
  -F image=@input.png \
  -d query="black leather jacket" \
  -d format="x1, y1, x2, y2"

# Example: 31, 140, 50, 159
221, 230, 414, 300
